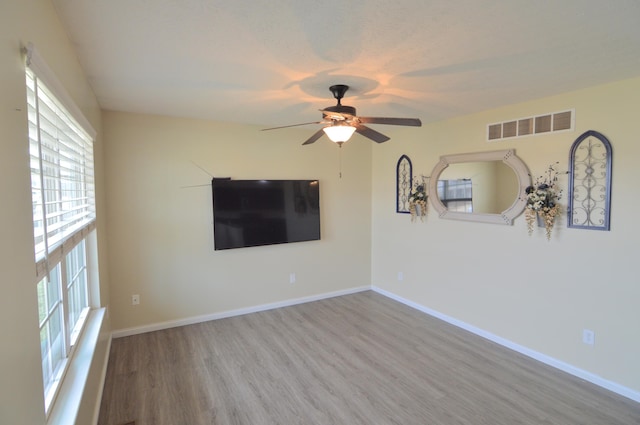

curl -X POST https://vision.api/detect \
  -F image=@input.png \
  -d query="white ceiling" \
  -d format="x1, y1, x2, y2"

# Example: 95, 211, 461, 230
52, 0, 640, 129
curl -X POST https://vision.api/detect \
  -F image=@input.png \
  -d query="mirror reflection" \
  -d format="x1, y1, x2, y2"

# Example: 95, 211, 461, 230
438, 161, 519, 214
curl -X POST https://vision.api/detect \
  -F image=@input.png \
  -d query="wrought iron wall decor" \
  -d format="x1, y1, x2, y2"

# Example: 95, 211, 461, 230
396, 155, 413, 213
567, 130, 612, 230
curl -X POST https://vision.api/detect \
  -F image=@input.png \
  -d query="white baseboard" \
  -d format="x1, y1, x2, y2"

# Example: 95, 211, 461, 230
372, 286, 640, 403
112, 285, 370, 339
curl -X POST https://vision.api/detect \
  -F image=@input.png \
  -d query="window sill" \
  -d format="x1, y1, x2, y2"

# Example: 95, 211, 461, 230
46, 307, 106, 425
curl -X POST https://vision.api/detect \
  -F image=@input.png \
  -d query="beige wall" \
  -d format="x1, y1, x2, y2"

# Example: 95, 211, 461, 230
371, 76, 640, 393
0, 1, 110, 423
102, 111, 372, 331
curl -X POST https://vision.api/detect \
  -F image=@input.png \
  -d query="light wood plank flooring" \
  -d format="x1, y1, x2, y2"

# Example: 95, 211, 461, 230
98, 291, 640, 425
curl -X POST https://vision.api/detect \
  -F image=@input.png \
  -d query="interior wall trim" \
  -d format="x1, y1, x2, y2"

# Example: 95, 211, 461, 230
111, 286, 370, 339
47, 308, 107, 425
371, 286, 640, 404
91, 333, 112, 425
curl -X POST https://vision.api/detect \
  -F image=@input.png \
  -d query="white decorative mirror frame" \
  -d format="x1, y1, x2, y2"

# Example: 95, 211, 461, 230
428, 149, 531, 225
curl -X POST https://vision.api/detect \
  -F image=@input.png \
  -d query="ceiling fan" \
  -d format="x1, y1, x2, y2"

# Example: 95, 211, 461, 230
262, 84, 422, 146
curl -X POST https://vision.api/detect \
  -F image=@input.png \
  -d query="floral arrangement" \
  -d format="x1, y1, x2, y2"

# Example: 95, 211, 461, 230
525, 163, 563, 240
409, 177, 428, 222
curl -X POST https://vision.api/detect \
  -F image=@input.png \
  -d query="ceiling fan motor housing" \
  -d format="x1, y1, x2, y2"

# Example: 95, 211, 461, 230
323, 105, 357, 116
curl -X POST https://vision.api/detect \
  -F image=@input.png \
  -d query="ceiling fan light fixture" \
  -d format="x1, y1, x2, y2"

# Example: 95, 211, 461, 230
323, 123, 356, 144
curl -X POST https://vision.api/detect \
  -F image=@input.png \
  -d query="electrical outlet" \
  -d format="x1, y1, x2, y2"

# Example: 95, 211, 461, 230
397, 271, 404, 281
289, 273, 296, 284
582, 329, 595, 346
132, 294, 140, 305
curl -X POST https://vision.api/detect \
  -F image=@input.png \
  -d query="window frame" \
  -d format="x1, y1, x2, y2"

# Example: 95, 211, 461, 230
25, 44, 98, 415
437, 179, 474, 212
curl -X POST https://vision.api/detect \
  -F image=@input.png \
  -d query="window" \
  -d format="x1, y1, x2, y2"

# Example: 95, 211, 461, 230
437, 179, 473, 212
26, 62, 96, 412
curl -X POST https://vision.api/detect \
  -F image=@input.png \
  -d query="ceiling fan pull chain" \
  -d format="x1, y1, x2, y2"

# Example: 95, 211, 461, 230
338, 145, 343, 179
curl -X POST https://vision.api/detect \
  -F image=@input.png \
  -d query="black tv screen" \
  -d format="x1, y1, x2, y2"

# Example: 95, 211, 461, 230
212, 179, 320, 250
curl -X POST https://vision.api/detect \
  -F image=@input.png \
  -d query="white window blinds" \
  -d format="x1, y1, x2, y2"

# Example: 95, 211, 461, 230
25, 44, 97, 413
26, 64, 96, 279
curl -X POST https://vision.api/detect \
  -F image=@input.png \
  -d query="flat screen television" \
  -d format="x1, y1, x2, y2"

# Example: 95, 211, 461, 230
211, 179, 320, 250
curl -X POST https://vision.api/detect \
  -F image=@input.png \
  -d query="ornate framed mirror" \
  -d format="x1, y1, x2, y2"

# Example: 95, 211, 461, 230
567, 130, 612, 230
428, 149, 531, 225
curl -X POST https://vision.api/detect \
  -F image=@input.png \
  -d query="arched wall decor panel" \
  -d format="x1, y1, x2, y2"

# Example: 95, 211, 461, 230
396, 155, 413, 213
568, 130, 612, 230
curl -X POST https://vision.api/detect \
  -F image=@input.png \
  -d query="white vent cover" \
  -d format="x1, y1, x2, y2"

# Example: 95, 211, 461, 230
487, 109, 574, 141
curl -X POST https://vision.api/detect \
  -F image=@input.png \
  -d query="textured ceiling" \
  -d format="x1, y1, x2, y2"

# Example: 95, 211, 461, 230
52, 0, 640, 128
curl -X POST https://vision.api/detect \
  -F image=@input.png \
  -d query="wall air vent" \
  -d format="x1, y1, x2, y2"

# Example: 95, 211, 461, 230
487, 109, 574, 141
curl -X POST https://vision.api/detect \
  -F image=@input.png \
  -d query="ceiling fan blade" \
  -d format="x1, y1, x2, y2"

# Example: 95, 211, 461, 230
358, 117, 422, 127
355, 124, 390, 143
262, 121, 323, 131
302, 128, 326, 145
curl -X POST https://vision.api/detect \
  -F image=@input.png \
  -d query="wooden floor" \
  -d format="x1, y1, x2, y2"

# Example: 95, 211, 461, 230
98, 291, 640, 425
